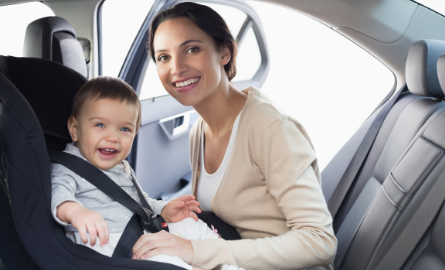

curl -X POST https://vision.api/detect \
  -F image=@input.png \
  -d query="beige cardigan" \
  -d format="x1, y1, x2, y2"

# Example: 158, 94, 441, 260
189, 87, 337, 270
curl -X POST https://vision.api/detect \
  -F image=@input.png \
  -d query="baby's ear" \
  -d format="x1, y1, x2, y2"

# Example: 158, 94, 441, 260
67, 116, 79, 142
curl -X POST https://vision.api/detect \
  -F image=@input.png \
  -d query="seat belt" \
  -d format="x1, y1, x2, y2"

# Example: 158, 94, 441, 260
327, 85, 406, 217
47, 150, 168, 257
373, 168, 445, 270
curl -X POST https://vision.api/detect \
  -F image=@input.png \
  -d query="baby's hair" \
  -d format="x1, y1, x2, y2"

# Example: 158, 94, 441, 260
72, 76, 141, 132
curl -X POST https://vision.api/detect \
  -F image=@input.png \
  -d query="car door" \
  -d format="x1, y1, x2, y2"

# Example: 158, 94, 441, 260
115, 0, 270, 200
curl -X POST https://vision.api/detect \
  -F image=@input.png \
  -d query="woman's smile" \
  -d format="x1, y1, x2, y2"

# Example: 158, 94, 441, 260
172, 77, 201, 92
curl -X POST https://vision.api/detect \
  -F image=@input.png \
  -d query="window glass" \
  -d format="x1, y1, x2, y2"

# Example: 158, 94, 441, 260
233, 27, 261, 82
140, 3, 262, 100
0, 2, 54, 57
414, 0, 445, 16
101, 0, 155, 76
248, 1, 395, 170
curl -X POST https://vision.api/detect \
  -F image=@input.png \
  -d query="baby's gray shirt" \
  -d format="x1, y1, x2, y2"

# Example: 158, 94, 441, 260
51, 143, 168, 233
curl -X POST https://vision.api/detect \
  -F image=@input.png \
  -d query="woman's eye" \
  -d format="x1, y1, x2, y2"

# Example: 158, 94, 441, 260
187, 47, 199, 54
158, 55, 169, 62
95, 123, 104, 128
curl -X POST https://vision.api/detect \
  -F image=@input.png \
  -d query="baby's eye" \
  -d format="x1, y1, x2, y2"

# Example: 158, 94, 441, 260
95, 123, 104, 128
187, 47, 199, 54
121, 127, 130, 132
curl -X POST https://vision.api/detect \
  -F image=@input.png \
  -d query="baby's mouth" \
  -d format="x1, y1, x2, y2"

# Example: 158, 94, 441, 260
98, 148, 118, 156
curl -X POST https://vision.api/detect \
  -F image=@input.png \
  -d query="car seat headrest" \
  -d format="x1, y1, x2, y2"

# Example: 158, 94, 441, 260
23, 16, 87, 78
406, 39, 445, 99
0, 55, 87, 150
436, 53, 445, 94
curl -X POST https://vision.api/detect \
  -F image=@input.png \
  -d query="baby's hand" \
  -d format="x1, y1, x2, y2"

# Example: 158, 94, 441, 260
57, 202, 109, 247
161, 195, 201, 223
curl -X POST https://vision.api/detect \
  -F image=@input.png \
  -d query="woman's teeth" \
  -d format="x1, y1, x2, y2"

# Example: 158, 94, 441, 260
175, 78, 199, 88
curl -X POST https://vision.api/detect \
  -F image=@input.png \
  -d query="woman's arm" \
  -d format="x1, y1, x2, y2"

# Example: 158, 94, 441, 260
192, 119, 337, 269
132, 119, 337, 269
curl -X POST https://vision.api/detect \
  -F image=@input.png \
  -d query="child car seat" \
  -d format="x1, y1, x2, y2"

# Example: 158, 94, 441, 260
0, 55, 184, 270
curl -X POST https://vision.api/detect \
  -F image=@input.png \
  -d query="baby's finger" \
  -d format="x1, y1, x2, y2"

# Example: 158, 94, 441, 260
188, 211, 199, 221
177, 195, 196, 202
188, 205, 202, 213
184, 200, 200, 206
95, 221, 107, 247
102, 219, 109, 244
87, 223, 97, 247
78, 225, 88, 244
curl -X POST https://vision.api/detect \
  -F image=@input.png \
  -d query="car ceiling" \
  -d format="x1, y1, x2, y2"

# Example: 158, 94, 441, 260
2, 0, 445, 88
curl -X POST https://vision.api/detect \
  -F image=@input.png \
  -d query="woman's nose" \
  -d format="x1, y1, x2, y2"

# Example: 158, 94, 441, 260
171, 56, 188, 76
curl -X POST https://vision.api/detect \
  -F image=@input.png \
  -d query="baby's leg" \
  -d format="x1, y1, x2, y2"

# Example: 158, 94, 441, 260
148, 254, 193, 270
168, 217, 219, 240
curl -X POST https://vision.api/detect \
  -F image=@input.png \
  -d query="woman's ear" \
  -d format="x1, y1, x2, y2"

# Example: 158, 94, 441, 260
220, 44, 231, 66
67, 116, 79, 142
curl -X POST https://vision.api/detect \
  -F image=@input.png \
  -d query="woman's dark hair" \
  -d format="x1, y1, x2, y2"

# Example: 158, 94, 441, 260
148, 2, 237, 81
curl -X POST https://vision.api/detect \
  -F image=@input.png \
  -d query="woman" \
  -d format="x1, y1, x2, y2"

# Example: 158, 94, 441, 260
132, 3, 337, 269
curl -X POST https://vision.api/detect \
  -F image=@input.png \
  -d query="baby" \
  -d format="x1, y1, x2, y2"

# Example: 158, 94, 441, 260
51, 76, 218, 270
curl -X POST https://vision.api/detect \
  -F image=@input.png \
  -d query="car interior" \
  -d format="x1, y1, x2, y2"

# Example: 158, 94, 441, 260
1, 0, 445, 269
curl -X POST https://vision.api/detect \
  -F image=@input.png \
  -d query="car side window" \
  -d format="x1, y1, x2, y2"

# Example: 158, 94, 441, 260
139, 3, 263, 100
247, 0, 395, 170
0, 2, 54, 57
101, 0, 155, 77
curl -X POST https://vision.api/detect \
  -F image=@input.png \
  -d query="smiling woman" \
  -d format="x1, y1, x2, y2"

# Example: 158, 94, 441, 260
131, 2, 337, 269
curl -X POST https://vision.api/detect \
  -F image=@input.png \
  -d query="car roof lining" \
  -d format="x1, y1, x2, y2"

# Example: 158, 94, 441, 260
2, 0, 445, 87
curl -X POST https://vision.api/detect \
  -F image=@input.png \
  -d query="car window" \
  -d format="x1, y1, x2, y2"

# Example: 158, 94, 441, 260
414, 0, 445, 16
139, 2, 262, 100
247, 1, 395, 170
0, 2, 54, 57
101, 0, 155, 77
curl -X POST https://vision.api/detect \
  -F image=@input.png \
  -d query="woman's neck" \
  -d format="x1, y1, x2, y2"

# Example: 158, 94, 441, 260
194, 82, 247, 138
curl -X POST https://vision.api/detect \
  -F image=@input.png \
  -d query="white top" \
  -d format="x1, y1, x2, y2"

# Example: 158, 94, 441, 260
198, 111, 242, 211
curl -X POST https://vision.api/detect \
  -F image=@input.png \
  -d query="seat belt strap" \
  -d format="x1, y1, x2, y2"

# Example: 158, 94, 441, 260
111, 214, 142, 258
328, 86, 406, 217
47, 149, 167, 233
373, 168, 445, 270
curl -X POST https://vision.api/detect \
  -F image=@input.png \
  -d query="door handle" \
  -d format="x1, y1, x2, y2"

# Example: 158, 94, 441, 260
159, 110, 197, 139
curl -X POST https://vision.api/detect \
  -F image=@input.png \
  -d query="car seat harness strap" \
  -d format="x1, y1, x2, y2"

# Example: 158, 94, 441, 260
47, 150, 169, 258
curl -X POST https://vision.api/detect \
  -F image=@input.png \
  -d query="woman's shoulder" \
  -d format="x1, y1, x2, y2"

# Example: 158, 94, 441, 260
242, 86, 299, 131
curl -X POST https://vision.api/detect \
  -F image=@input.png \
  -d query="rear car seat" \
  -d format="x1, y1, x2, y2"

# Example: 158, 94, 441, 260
0, 55, 183, 270
331, 39, 445, 269
23, 16, 87, 77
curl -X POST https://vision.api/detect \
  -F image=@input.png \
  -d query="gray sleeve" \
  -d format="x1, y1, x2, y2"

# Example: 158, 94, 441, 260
130, 170, 168, 215
51, 163, 83, 226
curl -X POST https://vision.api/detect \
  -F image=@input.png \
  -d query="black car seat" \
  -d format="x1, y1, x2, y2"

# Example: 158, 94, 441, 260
0, 56, 184, 269
329, 40, 445, 269
23, 16, 88, 78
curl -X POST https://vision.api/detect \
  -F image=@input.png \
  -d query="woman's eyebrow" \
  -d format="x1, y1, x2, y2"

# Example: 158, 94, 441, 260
155, 40, 203, 54
180, 39, 203, 47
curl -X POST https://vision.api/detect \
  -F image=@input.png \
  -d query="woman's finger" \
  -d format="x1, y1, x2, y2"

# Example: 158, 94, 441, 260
141, 247, 172, 260
134, 235, 172, 259
132, 230, 169, 256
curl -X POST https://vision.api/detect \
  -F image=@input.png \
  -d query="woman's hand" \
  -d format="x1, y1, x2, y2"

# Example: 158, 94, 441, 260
132, 230, 194, 264
161, 195, 201, 222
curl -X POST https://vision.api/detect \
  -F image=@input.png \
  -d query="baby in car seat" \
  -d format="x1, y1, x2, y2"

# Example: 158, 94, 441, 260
50, 76, 234, 270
